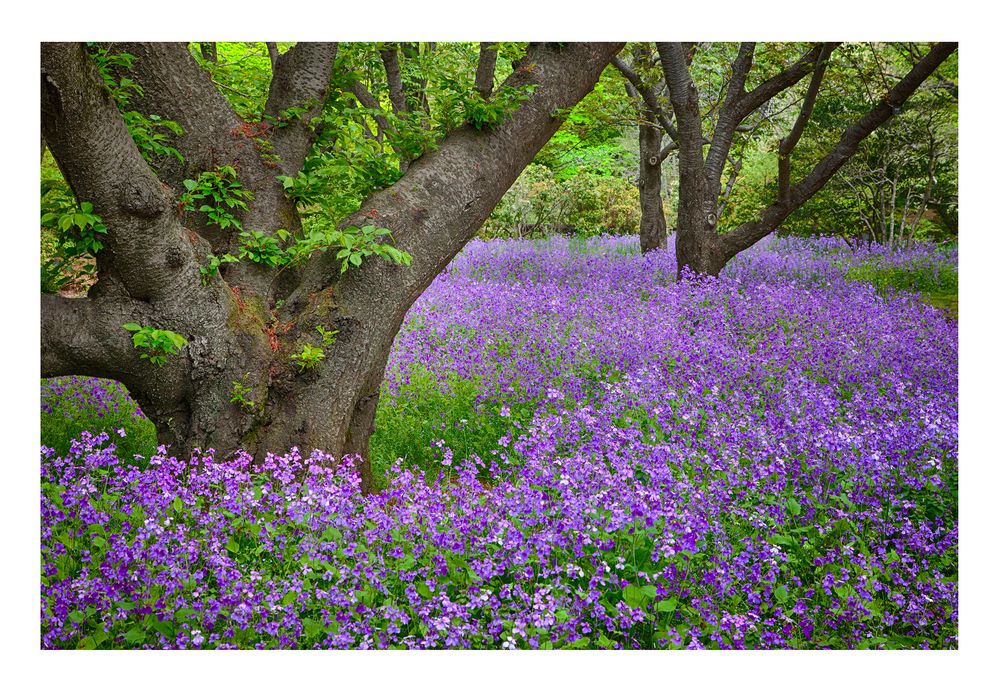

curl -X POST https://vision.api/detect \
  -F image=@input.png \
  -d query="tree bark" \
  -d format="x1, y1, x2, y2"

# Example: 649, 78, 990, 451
41, 41, 624, 494
475, 42, 498, 98
637, 121, 668, 253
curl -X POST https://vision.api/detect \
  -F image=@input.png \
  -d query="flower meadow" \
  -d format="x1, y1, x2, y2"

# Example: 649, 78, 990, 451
40, 236, 958, 650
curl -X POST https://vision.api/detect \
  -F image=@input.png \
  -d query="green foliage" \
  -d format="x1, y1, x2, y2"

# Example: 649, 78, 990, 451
199, 253, 239, 285
482, 164, 640, 238
844, 258, 958, 295
40, 378, 158, 463
41, 200, 108, 257
290, 343, 325, 372
87, 44, 184, 166
190, 43, 296, 120
230, 378, 258, 412
238, 230, 285, 267
332, 224, 412, 273
316, 325, 339, 346
121, 324, 188, 367
453, 83, 537, 130
180, 165, 253, 231
40, 165, 107, 294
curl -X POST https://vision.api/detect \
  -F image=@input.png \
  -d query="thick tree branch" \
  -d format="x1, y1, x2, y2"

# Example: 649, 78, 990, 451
777, 43, 836, 204
735, 43, 828, 122
41, 294, 188, 387
286, 42, 625, 313
266, 42, 280, 71
264, 42, 339, 176
657, 43, 707, 186
380, 44, 408, 115
41, 42, 204, 301
475, 42, 498, 98
704, 42, 755, 186
612, 54, 679, 143
112, 42, 244, 190
721, 42, 958, 256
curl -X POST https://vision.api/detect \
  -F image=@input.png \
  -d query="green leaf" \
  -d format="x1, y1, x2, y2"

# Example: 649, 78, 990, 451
122, 323, 141, 332
122, 626, 146, 645
775, 585, 789, 604
415, 582, 432, 599
623, 584, 652, 609
655, 597, 678, 613
226, 537, 241, 554
787, 498, 802, 516
302, 618, 323, 638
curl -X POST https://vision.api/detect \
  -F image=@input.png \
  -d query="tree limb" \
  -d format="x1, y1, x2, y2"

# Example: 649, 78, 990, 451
380, 44, 408, 115
284, 42, 626, 315
264, 42, 339, 176
777, 43, 836, 204
657, 43, 708, 185
611, 54, 679, 142
737, 44, 828, 116
347, 79, 389, 141
111, 42, 244, 190
475, 42, 498, 98
704, 42, 755, 186
721, 42, 958, 257
41, 42, 204, 301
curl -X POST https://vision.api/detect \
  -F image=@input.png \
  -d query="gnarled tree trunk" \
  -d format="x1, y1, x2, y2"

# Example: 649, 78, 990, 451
40, 41, 624, 493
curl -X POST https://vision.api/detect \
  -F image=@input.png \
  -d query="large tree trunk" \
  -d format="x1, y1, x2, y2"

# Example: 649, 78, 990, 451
637, 122, 668, 254
41, 41, 624, 494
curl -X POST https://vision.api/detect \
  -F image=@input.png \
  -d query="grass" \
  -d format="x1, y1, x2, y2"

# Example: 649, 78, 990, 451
843, 258, 957, 319
40, 377, 157, 463
369, 366, 532, 487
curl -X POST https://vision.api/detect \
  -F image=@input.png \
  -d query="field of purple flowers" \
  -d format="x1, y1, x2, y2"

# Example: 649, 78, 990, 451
40, 236, 958, 649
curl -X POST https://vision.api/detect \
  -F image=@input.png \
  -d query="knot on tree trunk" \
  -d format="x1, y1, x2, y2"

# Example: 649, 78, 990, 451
119, 178, 168, 219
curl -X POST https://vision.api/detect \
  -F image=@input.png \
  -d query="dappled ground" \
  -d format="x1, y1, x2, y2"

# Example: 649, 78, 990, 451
41, 236, 957, 649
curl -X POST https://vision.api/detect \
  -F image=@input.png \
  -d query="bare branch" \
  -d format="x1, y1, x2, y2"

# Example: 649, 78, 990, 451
266, 42, 280, 71
380, 44, 408, 115
200, 42, 217, 63
736, 44, 830, 121
704, 42, 755, 185
657, 43, 707, 181
611, 54, 679, 142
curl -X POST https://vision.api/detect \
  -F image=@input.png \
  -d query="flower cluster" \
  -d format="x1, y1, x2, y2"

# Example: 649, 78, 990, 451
41, 236, 957, 649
